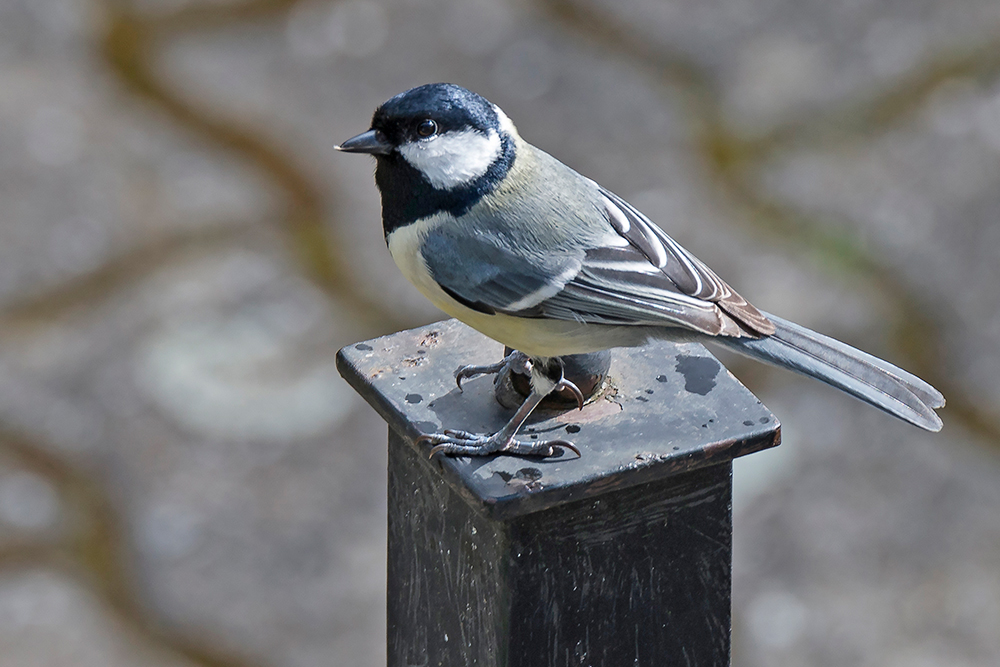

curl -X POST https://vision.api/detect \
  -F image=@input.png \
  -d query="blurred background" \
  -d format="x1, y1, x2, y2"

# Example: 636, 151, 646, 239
1, 0, 999, 664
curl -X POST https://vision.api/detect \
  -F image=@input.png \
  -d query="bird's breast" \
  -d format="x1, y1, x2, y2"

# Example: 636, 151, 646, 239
386, 215, 444, 305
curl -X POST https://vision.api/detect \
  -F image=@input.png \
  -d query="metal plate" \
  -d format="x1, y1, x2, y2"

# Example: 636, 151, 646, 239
337, 319, 779, 519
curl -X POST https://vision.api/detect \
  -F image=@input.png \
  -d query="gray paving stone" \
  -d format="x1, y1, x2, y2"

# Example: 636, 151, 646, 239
0, 0, 279, 311
761, 79, 1000, 405
0, 244, 384, 665
734, 394, 1000, 667
0, 569, 193, 667
0, 455, 64, 548
0, 0, 997, 665
585, 0, 1000, 132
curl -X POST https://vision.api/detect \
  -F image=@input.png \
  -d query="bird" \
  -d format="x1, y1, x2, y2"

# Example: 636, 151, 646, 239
336, 83, 944, 458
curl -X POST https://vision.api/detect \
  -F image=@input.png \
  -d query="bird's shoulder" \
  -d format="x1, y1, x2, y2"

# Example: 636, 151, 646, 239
471, 142, 612, 243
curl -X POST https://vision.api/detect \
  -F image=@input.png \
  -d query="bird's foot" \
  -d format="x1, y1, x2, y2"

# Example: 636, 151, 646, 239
432, 354, 586, 459
418, 429, 580, 459
455, 350, 531, 390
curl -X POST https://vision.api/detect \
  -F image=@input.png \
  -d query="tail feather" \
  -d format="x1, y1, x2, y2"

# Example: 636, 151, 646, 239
762, 313, 945, 409
715, 312, 944, 432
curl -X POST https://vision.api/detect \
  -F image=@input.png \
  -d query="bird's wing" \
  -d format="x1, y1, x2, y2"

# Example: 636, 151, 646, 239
420, 187, 772, 338
590, 189, 773, 335
529, 188, 773, 337
418, 226, 584, 317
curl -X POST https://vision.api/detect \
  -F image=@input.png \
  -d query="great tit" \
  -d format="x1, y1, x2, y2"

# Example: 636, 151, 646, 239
337, 83, 944, 458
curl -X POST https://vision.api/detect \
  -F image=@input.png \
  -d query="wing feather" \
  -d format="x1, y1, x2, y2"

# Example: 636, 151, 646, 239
596, 189, 774, 335
418, 182, 773, 339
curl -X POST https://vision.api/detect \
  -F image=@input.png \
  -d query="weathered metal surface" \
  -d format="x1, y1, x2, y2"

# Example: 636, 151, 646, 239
387, 429, 511, 667
387, 429, 733, 667
337, 319, 780, 521
361, 321, 773, 665
506, 462, 733, 666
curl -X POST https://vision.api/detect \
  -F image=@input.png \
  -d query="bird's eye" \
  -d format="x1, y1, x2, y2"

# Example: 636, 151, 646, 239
416, 119, 438, 138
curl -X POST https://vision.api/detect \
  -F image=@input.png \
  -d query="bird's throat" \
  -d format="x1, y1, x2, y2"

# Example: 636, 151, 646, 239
376, 135, 516, 238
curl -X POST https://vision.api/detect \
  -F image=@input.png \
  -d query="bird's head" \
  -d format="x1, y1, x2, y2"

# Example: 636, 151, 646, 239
337, 84, 518, 229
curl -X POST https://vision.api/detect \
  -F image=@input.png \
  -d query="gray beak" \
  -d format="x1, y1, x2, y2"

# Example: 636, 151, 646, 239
335, 129, 392, 155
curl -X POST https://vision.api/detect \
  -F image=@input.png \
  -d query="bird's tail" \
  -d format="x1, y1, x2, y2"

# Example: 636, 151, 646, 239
714, 311, 945, 431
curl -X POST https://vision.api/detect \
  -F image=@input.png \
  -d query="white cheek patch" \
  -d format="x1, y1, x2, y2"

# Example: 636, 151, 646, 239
398, 129, 501, 190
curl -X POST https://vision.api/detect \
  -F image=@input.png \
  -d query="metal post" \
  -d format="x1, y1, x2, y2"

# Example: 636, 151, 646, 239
337, 320, 780, 667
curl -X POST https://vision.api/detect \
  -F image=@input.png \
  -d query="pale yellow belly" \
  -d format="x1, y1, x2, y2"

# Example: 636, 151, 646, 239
386, 218, 648, 357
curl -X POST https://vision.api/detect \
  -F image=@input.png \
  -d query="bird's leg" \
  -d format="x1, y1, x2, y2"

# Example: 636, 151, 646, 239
420, 358, 583, 459
454, 349, 531, 390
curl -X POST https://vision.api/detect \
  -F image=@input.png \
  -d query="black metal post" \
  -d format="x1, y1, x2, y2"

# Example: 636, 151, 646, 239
337, 320, 780, 667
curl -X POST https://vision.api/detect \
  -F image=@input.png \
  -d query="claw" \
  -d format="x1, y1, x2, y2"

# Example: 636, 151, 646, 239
533, 438, 579, 457
455, 364, 496, 391
555, 378, 586, 410
419, 429, 579, 459
453, 351, 530, 391
422, 351, 585, 460
428, 443, 451, 459
455, 365, 487, 391
555, 441, 581, 457
499, 437, 581, 458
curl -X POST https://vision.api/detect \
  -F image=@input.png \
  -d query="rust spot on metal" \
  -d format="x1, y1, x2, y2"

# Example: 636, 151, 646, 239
419, 330, 442, 348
